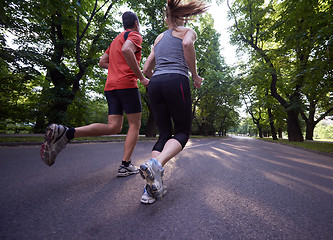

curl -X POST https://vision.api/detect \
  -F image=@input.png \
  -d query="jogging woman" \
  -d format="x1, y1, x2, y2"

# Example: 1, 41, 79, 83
140, 0, 208, 204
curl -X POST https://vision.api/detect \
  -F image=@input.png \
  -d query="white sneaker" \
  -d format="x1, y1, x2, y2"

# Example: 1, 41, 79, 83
141, 185, 167, 204
139, 158, 164, 200
40, 124, 69, 166
117, 163, 139, 177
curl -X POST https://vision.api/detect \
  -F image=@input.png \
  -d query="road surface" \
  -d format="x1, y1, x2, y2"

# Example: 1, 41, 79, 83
0, 137, 332, 239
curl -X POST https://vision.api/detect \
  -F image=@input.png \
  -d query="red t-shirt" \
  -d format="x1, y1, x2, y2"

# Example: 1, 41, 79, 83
104, 30, 142, 91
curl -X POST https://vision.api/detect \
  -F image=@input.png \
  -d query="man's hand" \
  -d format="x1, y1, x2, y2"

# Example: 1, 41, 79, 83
140, 77, 150, 87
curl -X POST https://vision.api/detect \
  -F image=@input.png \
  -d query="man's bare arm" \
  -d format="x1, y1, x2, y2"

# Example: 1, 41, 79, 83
122, 40, 149, 86
99, 53, 109, 69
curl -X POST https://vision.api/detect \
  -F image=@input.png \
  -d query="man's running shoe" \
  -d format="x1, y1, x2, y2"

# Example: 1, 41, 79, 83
40, 123, 69, 166
139, 158, 164, 200
141, 184, 167, 204
117, 163, 140, 177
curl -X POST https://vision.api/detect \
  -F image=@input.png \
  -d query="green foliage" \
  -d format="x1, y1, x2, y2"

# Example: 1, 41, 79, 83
234, 117, 258, 136
1, 0, 241, 136
190, 14, 241, 135
1, 0, 122, 128
314, 121, 333, 139
228, 0, 333, 141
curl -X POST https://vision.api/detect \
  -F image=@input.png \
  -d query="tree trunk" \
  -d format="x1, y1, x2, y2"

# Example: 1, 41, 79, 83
145, 113, 156, 137
303, 101, 315, 140
258, 124, 263, 138
278, 127, 283, 139
287, 110, 304, 141
268, 108, 278, 140
34, 111, 47, 133
46, 71, 74, 124
301, 102, 333, 140
143, 89, 156, 137
305, 121, 315, 140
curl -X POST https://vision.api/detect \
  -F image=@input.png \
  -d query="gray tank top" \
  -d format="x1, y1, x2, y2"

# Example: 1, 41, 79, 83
153, 29, 189, 77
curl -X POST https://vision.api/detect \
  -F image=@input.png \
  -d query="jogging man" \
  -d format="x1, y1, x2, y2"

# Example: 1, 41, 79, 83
40, 11, 149, 177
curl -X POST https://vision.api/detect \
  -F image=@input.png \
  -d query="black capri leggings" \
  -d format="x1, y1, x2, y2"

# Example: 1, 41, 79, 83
148, 73, 192, 151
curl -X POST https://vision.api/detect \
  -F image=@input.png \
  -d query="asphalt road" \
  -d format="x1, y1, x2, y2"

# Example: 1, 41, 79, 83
0, 136, 332, 240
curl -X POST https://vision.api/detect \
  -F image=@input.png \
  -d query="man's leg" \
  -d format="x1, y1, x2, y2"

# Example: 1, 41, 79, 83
116, 112, 141, 177
40, 115, 123, 167
122, 112, 141, 162
74, 115, 123, 138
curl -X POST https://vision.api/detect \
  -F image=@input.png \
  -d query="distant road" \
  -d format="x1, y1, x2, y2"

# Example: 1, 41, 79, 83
1, 136, 332, 239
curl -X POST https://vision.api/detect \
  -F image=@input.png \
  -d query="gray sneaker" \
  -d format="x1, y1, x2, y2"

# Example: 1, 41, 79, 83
141, 184, 167, 204
139, 158, 164, 200
40, 123, 69, 166
117, 163, 139, 177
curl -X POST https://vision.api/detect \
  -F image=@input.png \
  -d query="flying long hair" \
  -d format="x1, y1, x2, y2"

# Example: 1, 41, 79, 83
166, 0, 208, 26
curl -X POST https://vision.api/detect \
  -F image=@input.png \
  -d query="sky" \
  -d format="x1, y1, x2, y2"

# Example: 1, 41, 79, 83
208, 1, 239, 66
208, 1, 248, 117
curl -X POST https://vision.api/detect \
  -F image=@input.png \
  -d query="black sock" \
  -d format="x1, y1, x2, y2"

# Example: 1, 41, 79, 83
122, 161, 130, 167
66, 127, 75, 140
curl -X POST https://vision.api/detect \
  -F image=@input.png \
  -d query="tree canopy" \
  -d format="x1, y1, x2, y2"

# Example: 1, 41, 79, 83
1, 0, 239, 136
1, 0, 331, 141
228, 0, 332, 141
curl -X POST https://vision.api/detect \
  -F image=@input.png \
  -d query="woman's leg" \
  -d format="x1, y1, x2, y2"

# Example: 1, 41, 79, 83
148, 76, 173, 153
154, 74, 192, 166
155, 139, 182, 166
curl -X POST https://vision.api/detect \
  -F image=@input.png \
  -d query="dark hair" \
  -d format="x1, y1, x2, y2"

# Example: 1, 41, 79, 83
166, 0, 208, 25
122, 11, 139, 29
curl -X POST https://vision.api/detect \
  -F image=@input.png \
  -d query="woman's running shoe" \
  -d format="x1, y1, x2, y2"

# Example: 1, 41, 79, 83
139, 158, 164, 200
141, 184, 167, 204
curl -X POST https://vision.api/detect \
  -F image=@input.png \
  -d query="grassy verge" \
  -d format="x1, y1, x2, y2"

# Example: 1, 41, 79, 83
0, 135, 157, 143
260, 138, 333, 154
1, 135, 332, 156
0, 136, 44, 143
0, 134, 211, 143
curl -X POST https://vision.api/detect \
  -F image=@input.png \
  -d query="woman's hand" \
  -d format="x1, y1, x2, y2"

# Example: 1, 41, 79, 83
193, 74, 202, 89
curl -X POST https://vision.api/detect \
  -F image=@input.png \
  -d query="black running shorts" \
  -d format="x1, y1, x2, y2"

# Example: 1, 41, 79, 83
104, 88, 142, 115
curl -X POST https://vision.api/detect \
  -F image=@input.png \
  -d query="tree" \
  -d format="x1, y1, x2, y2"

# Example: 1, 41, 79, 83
227, 0, 306, 141
1, 0, 242, 137
2, 0, 120, 131
227, 0, 332, 141
276, 0, 333, 140
190, 14, 240, 136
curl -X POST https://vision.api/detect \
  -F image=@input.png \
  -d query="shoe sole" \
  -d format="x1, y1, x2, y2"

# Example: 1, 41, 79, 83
141, 187, 167, 204
139, 164, 163, 200
40, 124, 57, 166
141, 195, 156, 204
117, 170, 139, 177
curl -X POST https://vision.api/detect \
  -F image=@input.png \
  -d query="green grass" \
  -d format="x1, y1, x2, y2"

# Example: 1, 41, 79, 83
261, 138, 333, 154
0, 136, 44, 143
0, 135, 157, 143
1, 135, 332, 155
0, 134, 211, 143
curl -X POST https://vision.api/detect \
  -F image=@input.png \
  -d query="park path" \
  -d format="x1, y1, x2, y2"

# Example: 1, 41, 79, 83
0, 136, 332, 239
